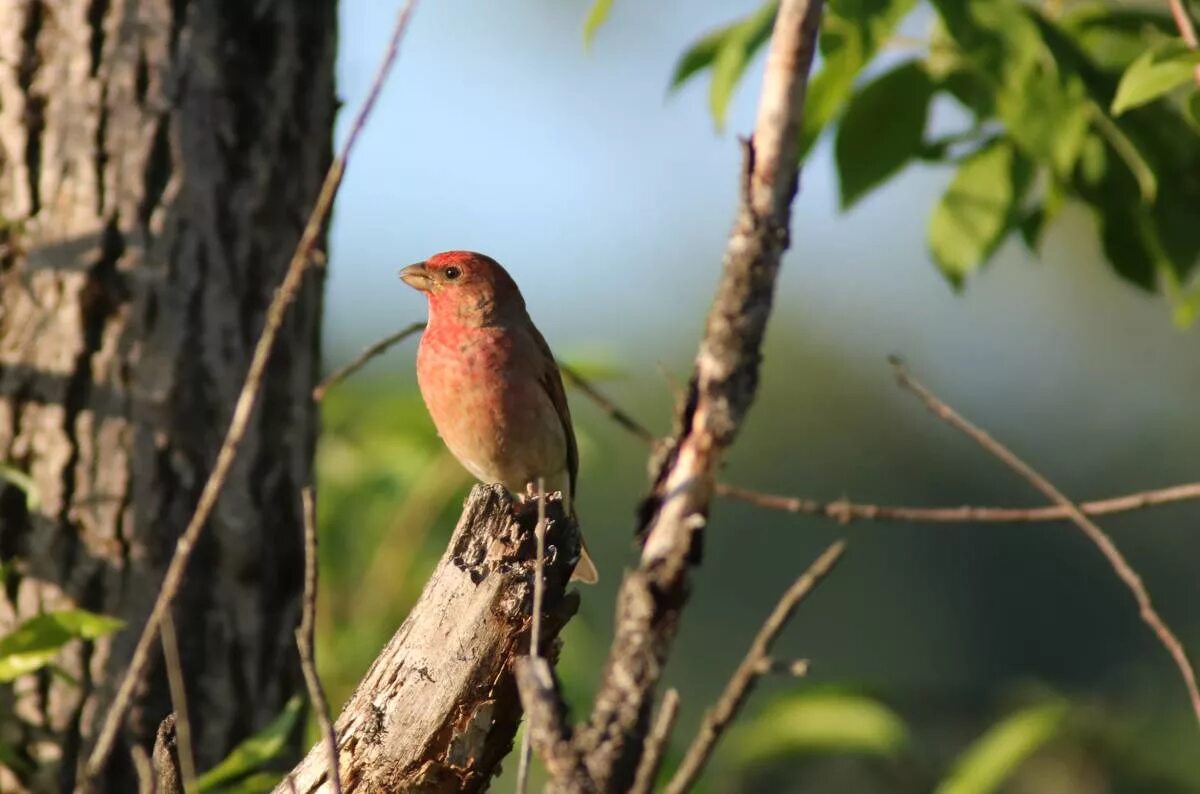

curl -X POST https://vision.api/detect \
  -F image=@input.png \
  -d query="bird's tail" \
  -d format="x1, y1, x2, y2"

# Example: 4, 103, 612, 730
571, 535, 599, 584
567, 504, 599, 584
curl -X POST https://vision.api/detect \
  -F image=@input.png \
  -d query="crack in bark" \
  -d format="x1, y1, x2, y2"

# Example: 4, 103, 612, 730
18, 0, 46, 216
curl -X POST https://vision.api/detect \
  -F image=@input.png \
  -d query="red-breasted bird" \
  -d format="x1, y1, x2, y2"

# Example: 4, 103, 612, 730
399, 251, 599, 584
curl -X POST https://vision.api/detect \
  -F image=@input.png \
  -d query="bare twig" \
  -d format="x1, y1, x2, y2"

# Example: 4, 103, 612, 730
312, 321, 425, 400
714, 481, 1200, 524
516, 478, 549, 794
131, 744, 154, 794
514, 658, 594, 792
629, 689, 681, 794
1168, 0, 1200, 85
665, 541, 845, 794
296, 487, 340, 793
159, 615, 196, 794
559, 364, 657, 444
85, 1, 419, 776
890, 358, 1200, 727
575, 1, 826, 788
758, 657, 810, 677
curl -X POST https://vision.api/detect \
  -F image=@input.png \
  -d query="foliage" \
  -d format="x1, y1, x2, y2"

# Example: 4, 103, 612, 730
657, 0, 1200, 321
726, 689, 1200, 792
0, 462, 39, 511
933, 700, 1068, 794
0, 609, 123, 682
195, 696, 304, 793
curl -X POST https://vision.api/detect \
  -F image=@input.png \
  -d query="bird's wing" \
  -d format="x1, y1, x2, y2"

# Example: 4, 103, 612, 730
527, 323, 578, 501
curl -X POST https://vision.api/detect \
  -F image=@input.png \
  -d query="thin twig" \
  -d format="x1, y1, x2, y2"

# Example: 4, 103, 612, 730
312, 321, 425, 400
295, 487, 341, 793
559, 364, 657, 444
84, 1, 420, 777
629, 689, 681, 794
1168, 0, 1200, 86
889, 357, 1200, 728
714, 481, 1200, 524
159, 614, 196, 794
130, 744, 154, 794
665, 541, 846, 794
516, 477, 548, 794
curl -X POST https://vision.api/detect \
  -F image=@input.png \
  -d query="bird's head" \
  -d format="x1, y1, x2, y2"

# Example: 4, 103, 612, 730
400, 251, 525, 326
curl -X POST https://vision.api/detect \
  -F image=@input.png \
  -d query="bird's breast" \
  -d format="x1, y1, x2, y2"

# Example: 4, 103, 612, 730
416, 324, 566, 493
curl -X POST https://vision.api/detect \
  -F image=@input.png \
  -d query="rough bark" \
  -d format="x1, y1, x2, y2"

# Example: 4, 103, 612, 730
281, 485, 582, 794
0, 1, 335, 790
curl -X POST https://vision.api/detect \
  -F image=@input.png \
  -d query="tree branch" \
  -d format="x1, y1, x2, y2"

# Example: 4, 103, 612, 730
714, 480, 1200, 524
514, 659, 594, 792
312, 321, 425, 400
86, 1, 421, 777
664, 540, 845, 794
296, 487, 340, 793
628, 690, 680, 794
280, 485, 583, 792
570, 1, 826, 789
890, 357, 1200, 728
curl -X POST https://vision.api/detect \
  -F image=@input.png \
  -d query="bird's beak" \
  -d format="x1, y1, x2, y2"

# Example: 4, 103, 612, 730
399, 262, 433, 291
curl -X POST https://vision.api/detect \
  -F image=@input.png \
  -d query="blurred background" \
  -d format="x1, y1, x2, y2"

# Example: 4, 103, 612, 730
315, 1, 1200, 791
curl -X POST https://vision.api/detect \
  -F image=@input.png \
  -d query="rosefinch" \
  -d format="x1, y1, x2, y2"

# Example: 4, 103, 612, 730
399, 251, 599, 584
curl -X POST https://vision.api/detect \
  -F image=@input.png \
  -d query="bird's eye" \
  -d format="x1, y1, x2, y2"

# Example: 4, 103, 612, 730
444, 266, 462, 280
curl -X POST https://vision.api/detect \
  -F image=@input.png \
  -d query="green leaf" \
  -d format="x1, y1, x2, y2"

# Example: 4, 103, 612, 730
801, 0, 919, 156
836, 60, 934, 208
734, 689, 909, 767
205, 771, 286, 794
0, 609, 125, 681
1112, 41, 1200, 116
709, 2, 779, 131
935, 702, 1069, 794
0, 462, 39, 511
670, 22, 738, 90
582, 0, 614, 49
196, 696, 304, 792
928, 140, 1031, 287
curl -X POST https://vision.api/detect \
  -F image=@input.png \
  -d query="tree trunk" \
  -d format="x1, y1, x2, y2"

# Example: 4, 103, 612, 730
0, 1, 335, 790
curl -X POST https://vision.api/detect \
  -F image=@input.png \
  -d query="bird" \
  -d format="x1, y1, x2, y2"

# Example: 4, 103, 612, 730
399, 250, 598, 584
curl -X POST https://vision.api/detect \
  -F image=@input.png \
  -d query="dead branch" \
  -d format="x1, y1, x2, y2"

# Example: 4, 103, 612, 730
151, 716, 184, 794
312, 321, 425, 400
715, 480, 1200, 524
514, 659, 594, 792
568, 1, 826, 789
664, 541, 845, 794
890, 358, 1200, 727
629, 690, 680, 794
85, 1, 420, 777
559, 364, 657, 444
279, 485, 583, 792
296, 488, 341, 793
